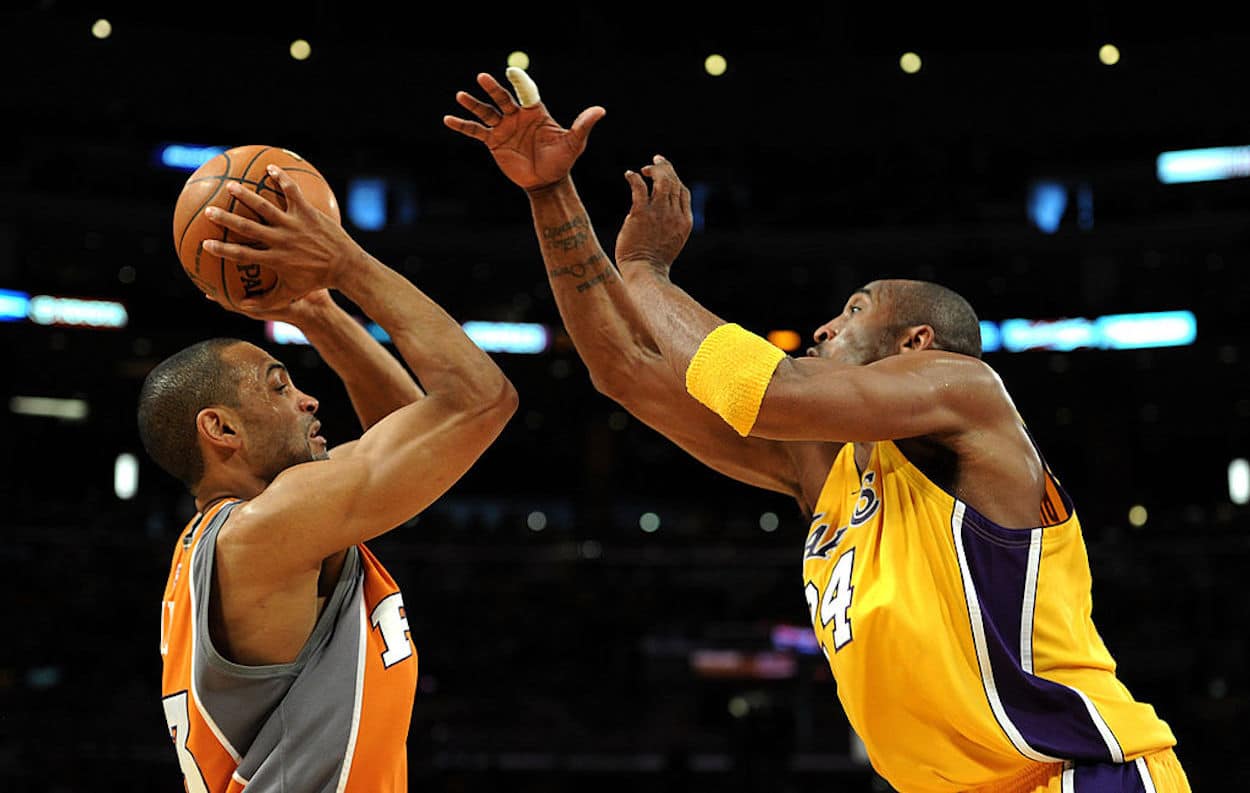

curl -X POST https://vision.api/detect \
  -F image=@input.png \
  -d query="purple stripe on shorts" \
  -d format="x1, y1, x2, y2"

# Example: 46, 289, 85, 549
958, 506, 1120, 762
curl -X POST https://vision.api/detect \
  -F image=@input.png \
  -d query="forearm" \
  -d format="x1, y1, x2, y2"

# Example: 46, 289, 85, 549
619, 261, 727, 383
335, 251, 511, 408
528, 178, 660, 394
293, 298, 423, 430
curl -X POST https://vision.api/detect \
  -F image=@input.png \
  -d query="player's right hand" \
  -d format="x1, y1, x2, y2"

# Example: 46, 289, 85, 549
443, 68, 605, 192
202, 165, 364, 305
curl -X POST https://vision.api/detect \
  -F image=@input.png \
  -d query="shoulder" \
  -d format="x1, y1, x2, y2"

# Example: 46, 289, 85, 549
880, 350, 1005, 394
875, 351, 1017, 428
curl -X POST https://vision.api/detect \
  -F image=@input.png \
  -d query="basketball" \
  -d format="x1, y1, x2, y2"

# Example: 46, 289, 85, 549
172, 145, 341, 307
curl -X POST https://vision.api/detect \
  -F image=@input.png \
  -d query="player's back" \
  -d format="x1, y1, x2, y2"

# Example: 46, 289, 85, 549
801, 439, 1177, 792
159, 499, 418, 792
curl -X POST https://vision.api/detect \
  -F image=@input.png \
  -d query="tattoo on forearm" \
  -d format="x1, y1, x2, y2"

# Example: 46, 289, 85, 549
549, 252, 604, 280
577, 271, 611, 292
541, 216, 590, 253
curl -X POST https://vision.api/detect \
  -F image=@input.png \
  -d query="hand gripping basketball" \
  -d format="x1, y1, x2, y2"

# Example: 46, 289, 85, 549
201, 164, 363, 308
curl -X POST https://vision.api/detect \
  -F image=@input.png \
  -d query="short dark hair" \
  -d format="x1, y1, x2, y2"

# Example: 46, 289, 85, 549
137, 338, 246, 491
884, 280, 982, 358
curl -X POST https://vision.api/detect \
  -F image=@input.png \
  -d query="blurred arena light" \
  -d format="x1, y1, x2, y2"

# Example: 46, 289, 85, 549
1230, 459, 1249, 505
771, 623, 821, 655
0, 289, 29, 321
767, 329, 801, 351
346, 178, 386, 230
10, 396, 88, 422
158, 144, 227, 171
705, 54, 728, 76
1099, 44, 1120, 65
900, 52, 922, 74
640, 512, 661, 533
507, 51, 530, 69
980, 311, 1196, 353
268, 320, 550, 353
290, 39, 311, 61
91, 19, 111, 39
461, 321, 550, 354
1128, 505, 1148, 527
1027, 180, 1093, 233
114, 453, 138, 500
28, 295, 127, 328
1157, 145, 1250, 184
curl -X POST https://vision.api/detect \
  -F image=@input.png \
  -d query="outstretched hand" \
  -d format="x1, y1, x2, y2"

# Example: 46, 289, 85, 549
616, 155, 693, 276
443, 68, 605, 192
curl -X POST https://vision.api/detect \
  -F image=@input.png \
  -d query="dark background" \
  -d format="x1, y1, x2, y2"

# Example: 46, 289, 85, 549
1, 2, 1246, 790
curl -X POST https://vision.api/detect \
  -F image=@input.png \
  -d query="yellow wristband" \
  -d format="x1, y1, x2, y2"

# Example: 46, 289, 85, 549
685, 323, 786, 436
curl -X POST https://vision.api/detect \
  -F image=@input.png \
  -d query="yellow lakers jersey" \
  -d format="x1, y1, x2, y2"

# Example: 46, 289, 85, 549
801, 440, 1175, 792
160, 499, 419, 792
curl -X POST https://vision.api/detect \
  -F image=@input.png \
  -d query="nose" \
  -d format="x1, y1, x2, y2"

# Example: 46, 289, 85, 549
813, 321, 838, 343
298, 392, 319, 414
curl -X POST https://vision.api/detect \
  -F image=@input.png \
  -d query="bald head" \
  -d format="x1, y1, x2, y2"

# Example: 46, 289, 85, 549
137, 338, 248, 491
878, 280, 982, 358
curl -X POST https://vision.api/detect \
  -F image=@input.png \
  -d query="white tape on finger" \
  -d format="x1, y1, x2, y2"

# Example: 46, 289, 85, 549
506, 66, 541, 107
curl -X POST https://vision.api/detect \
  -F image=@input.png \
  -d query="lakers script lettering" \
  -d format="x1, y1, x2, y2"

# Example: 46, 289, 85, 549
804, 471, 880, 559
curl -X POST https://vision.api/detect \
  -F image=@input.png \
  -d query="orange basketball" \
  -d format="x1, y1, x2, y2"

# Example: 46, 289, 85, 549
172, 145, 341, 307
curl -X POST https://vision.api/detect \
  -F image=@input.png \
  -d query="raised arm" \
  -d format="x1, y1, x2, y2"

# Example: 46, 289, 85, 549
206, 287, 423, 437
202, 166, 518, 573
617, 157, 1001, 445
445, 68, 820, 500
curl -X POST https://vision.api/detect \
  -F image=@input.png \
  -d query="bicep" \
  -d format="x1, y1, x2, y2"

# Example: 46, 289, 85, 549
752, 354, 989, 443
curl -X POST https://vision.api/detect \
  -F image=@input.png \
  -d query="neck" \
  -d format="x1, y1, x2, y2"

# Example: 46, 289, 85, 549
194, 470, 268, 513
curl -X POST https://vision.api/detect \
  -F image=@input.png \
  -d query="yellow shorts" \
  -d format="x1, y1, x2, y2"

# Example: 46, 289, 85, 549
972, 747, 1190, 793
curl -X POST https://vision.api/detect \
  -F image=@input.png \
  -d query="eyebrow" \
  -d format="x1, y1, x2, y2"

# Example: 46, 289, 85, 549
264, 362, 288, 378
853, 288, 873, 298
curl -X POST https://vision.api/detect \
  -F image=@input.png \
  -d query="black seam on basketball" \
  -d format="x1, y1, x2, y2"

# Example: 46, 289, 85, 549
181, 150, 232, 269
220, 147, 272, 308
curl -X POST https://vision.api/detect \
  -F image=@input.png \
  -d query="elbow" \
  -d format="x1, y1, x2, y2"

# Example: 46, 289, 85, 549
588, 367, 625, 401
587, 348, 653, 407
476, 374, 519, 429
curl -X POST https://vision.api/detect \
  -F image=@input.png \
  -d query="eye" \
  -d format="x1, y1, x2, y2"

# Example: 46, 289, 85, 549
849, 305, 862, 314
275, 383, 289, 394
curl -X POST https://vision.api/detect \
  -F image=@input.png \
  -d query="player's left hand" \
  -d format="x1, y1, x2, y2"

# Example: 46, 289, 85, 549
443, 67, 605, 192
615, 155, 693, 276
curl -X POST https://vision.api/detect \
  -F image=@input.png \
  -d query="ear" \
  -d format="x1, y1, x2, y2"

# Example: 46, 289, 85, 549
196, 407, 243, 452
898, 324, 937, 353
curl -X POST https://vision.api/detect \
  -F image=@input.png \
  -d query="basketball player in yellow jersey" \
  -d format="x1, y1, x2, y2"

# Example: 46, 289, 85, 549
446, 69, 1189, 792
139, 165, 517, 792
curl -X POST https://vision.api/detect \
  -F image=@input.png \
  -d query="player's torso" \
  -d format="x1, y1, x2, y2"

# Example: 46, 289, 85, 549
801, 441, 1175, 793
160, 501, 418, 793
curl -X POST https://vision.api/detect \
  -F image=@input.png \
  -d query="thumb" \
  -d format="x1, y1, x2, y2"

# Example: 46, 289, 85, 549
568, 106, 606, 148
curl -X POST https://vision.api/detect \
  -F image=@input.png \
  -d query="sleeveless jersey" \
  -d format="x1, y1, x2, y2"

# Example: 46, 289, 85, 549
801, 441, 1176, 793
159, 499, 418, 793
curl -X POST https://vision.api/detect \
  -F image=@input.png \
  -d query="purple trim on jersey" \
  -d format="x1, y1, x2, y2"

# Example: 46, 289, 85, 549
958, 505, 1122, 763
1072, 759, 1149, 792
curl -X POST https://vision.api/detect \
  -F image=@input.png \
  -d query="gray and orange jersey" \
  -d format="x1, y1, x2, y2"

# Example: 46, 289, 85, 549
159, 499, 418, 792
